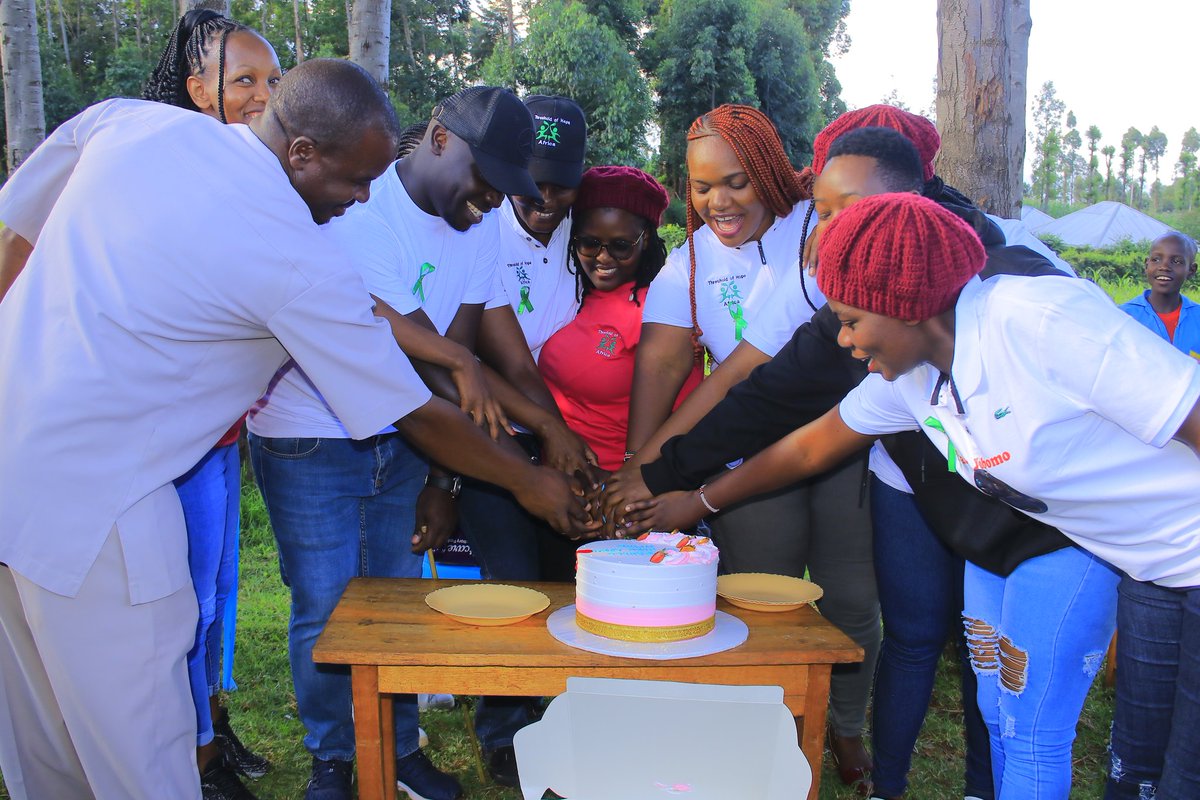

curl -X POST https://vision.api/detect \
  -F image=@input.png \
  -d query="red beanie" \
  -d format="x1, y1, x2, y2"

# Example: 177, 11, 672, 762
816, 193, 985, 321
574, 166, 670, 227
811, 105, 940, 181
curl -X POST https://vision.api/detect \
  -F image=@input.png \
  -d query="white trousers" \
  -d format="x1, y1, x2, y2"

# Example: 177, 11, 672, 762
0, 528, 201, 800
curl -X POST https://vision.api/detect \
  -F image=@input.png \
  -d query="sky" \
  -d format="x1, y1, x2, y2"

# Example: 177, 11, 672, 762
828, 0, 1198, 183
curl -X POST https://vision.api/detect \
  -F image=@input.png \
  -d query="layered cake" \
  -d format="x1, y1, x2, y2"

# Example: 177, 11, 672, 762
575, 531, 719, 642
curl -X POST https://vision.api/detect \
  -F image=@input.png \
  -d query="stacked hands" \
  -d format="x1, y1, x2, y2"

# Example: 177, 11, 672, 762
591, 464, 704, 539
408, 338, 707, 549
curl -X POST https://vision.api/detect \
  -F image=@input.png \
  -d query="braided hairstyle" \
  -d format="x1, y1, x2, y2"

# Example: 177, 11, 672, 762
143, 9, 250, 123
683, 104, 810, 360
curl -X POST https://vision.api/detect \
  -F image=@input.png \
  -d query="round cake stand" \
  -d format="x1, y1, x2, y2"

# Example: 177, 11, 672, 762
546, 604, 749, 660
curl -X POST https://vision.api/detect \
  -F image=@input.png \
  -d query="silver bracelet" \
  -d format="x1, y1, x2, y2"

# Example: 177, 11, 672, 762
698, 484, 720, 514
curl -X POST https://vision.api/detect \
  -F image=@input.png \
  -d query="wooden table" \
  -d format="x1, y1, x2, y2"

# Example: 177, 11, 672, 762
313, 578, 863, 800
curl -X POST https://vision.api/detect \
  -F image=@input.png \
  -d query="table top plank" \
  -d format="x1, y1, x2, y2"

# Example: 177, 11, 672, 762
314, 578, 862, 668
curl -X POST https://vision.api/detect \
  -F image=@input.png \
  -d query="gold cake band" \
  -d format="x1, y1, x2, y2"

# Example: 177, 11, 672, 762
576, 610, 715, 642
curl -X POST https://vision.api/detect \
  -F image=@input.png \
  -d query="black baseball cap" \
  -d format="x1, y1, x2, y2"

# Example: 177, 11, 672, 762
435, 86, 539, 199
524, 95, 588, 189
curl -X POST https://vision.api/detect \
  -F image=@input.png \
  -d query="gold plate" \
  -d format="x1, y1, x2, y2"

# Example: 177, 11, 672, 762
425, 584, 551, 626
717, 573, 823, 613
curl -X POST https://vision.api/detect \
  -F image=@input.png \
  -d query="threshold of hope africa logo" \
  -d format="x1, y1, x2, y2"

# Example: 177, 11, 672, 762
536, 119, 560, 145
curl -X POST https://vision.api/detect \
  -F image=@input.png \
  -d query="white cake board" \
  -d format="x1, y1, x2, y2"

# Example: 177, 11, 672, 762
547, 605, 748, 660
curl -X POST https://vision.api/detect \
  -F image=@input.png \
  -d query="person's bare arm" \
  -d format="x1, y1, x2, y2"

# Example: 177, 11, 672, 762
0, 228, 34, 301
619, 407, 874, 535
371, 298, 508, 438
477, 304, 558, 413
393, 395, 589, 535
476, 304, 599, 480
625, 323, 698, 453
630, 340, 771, 466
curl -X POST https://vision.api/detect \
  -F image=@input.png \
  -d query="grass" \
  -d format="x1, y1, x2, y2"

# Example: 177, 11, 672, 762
0, 472, 1117, 798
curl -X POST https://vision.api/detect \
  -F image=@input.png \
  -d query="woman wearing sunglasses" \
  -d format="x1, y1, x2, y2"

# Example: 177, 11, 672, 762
623, 192, 1200, 800
537, 166, 701, 473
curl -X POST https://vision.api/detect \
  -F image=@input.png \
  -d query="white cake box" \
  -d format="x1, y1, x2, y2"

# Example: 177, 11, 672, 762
513, 677, 812, 799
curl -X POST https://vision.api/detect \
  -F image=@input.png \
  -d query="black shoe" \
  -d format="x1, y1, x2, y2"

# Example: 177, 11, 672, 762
395, 749, 463, 800
214, 711, 271, 779
305, 756, 354, 800
201, 753, 260, 800
486, 745, 520, 789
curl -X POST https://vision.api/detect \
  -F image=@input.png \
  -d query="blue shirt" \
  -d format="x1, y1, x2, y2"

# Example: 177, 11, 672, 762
1120, 290, 1200, 358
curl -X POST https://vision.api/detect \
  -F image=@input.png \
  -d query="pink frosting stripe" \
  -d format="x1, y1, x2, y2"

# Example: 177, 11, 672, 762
576, 597, 715, 626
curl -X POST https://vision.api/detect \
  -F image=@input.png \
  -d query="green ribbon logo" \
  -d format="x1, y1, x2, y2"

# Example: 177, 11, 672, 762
517, 285, 534, 315
923, 416, 958, 473
728, 304, 746, 341
411, 262, 436, 302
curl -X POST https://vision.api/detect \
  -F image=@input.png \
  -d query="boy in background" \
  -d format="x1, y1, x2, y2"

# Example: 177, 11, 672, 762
1121, 232, 1200, 357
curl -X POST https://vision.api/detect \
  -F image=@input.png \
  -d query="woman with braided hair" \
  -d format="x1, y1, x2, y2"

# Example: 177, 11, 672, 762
627, 103, 879, 791
143, 10, 280, 800
143, 9, 281, 126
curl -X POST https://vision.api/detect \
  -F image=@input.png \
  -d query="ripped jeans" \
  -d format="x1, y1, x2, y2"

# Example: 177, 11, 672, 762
963, 546, 1119, 799
1104, 575, 1200, 800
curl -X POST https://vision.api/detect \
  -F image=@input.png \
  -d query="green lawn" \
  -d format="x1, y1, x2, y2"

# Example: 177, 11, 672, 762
0, 473, 1116, 798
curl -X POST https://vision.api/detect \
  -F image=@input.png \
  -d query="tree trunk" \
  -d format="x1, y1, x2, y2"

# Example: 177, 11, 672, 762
178, 0, 231, 16
55, 0, 69, 64
348, 0, 391, 85
395, 0, 415, 67
0, 0, 46, 172
934, 0, 1030, 217
293, 0, 305, 63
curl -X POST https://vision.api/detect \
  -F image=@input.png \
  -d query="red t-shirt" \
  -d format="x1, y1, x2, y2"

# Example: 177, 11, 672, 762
1158, 304, 1182, 343
538, 282, 702, 471
216, 414, 246, 448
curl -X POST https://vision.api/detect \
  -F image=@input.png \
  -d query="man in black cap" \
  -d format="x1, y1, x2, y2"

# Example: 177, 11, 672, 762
247, 85, 596, 800
453, 93, 590, 788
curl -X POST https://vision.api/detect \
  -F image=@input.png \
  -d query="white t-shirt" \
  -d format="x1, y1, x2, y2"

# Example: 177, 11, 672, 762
643, 201, 813, 364
741, 259, 824, 357
487, 199, 579, 362
0, 100, 431, 602
871, 212, 1077, 495
249, 162, 499, 439
839, 274, 1200, 587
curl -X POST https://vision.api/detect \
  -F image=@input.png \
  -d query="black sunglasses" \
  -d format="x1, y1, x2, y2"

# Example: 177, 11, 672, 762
574, 230, 646, 261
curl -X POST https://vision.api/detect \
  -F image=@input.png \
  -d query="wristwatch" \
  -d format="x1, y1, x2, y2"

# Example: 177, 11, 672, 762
425, 473, 462, 499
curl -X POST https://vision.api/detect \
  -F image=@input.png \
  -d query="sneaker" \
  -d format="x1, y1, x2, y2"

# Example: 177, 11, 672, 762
418, 726, 429, 748
213, 711, 272, 779
485, 745, 520, 788
417, 693, 456, 710
395, 749, 463, 800
305, 756, 354, 800
200, 753, 260, 800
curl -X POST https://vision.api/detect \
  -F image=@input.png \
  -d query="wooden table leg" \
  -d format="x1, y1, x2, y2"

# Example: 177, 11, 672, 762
352, 665, 391, 800
799, 665, 831, 800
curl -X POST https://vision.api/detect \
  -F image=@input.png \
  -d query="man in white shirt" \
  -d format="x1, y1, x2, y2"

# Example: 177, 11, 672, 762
0, 61, 580, 800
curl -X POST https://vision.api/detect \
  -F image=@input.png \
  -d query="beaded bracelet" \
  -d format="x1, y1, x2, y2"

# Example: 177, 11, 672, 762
698, 484, 720, 514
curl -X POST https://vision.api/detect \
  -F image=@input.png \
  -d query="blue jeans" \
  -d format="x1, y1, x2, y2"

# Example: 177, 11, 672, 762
175, 442, 241, 747
249, 433, 426, 761
1105, 575, 1200, 800
965, 547, 1119, 799
870, 478, 993, 800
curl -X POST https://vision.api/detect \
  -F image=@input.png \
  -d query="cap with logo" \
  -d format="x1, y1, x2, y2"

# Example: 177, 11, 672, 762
523, 95, 588, 190
435, 85, 539, 199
